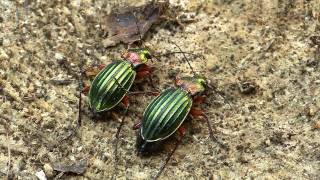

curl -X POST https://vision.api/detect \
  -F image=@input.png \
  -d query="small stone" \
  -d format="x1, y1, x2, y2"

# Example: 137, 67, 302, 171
55, 52, 64, 61
35, 170, 47, 180
43, 164, 53, 178
62, 7, 71, 15
0, 49, 9, 60
134, 171, 148, 179
265, 139, 271, 146
305, 105, 317, 117
70, 0, 81, 8
2, 38, 10, 46
102, 38, 116, 47
314, 121, 320, 129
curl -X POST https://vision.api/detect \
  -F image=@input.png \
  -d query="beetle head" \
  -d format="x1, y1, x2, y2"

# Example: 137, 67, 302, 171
122, 48, 152, 67
175, 75, 206, 95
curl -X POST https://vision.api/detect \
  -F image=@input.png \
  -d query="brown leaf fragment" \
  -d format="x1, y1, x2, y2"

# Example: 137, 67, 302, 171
103, 1, 168, 47
53, 159, 87, 175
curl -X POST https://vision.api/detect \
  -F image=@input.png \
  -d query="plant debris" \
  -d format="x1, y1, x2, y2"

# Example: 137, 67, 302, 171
238, 80, 258, 95
103, 1, 168, 47
52, 159, 87, 175
310, 36, 320, 46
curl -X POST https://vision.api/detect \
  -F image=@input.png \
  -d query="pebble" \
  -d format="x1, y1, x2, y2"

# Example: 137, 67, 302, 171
54, 52, 64, 61
314, 121, 320, 129
0, 49, 9, 60
43, 163, 54, 178
35, 170, 47, 180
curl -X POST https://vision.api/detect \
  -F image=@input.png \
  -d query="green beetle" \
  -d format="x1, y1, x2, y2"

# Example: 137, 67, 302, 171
87, 48, 154, 113
134, 75, 213, 154
132, 74, 216, 179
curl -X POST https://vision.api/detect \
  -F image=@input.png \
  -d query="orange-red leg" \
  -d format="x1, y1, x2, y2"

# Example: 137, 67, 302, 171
177, 126, 186, 140
132, 121, 141, 130
82, 84, 90, 94
121, 95, 129, 108
136, 64, 154, 79
136, 70, 151, 79
193, 96, 206, 104
190, 107, 215, 143
190, 107, 206, 121
97, 64, 106, 69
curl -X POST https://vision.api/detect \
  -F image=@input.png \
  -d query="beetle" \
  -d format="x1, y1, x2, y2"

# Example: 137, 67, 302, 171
133, 74, 216, 179
85, 48, 156, 114
131, 40, 225, 179
81, 47, 160, 177
134, 74, 214, 151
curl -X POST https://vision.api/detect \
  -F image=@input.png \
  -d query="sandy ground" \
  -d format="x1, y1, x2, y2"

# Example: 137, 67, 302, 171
0, 0, 320, 179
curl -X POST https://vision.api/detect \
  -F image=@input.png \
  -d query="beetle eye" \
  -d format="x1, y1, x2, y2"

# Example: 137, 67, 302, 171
145, 53, 152, 60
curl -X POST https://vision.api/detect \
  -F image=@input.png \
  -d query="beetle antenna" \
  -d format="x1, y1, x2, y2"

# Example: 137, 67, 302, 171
153, 134, 185, 180
207, 83, 232, 109
168, 40, 197, 77
202, 113, 215, 143
154, 51, 204, 59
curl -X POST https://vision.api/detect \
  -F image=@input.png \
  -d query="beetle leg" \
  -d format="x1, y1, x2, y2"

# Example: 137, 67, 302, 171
112, 77, 157, 96
154, 129, 185, 180
190, 107, 206, 121
110, 112, 121, 123
121, 95, 130, 108
148, 73, 156, 90
190, 107, 217, 144
82, 84, 90, 94
113, 104, 129, 177
136, 64, 157, 89
113, 75, 159, 97
177, 126, 186, 140
97, 63, 106, 70
77, 78, 82, 127
128, 91, 159, 96
132, 121, 141, 130
112, 77, 131, 94
136, 70, 151, 79
136, 64, 154, 79
193, 95, 206, 104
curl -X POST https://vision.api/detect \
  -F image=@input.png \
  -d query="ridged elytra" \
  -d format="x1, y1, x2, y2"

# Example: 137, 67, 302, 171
88, 60, 136, 112
87, 48, 153, 113
136, 75, 209, 155
141, 87, 192, 142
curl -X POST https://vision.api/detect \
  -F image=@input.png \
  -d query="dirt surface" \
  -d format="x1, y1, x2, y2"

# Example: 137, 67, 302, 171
1, 0, 320, 179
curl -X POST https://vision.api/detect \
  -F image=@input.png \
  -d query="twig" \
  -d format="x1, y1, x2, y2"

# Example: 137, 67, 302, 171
6, 127, 11, 180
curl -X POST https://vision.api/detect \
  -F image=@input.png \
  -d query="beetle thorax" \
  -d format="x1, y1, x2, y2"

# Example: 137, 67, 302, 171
175, 76, 206, 95
122, 51, 143, 67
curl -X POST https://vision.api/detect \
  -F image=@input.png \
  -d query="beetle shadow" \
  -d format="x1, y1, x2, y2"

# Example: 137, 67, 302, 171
134, 129, 183, 158
88, 106, 127, 123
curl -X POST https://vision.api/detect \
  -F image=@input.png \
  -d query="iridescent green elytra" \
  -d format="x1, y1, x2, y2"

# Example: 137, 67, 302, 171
88, 47, 153, 112
88, 60, 136, 112
141, 88, 193, 142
